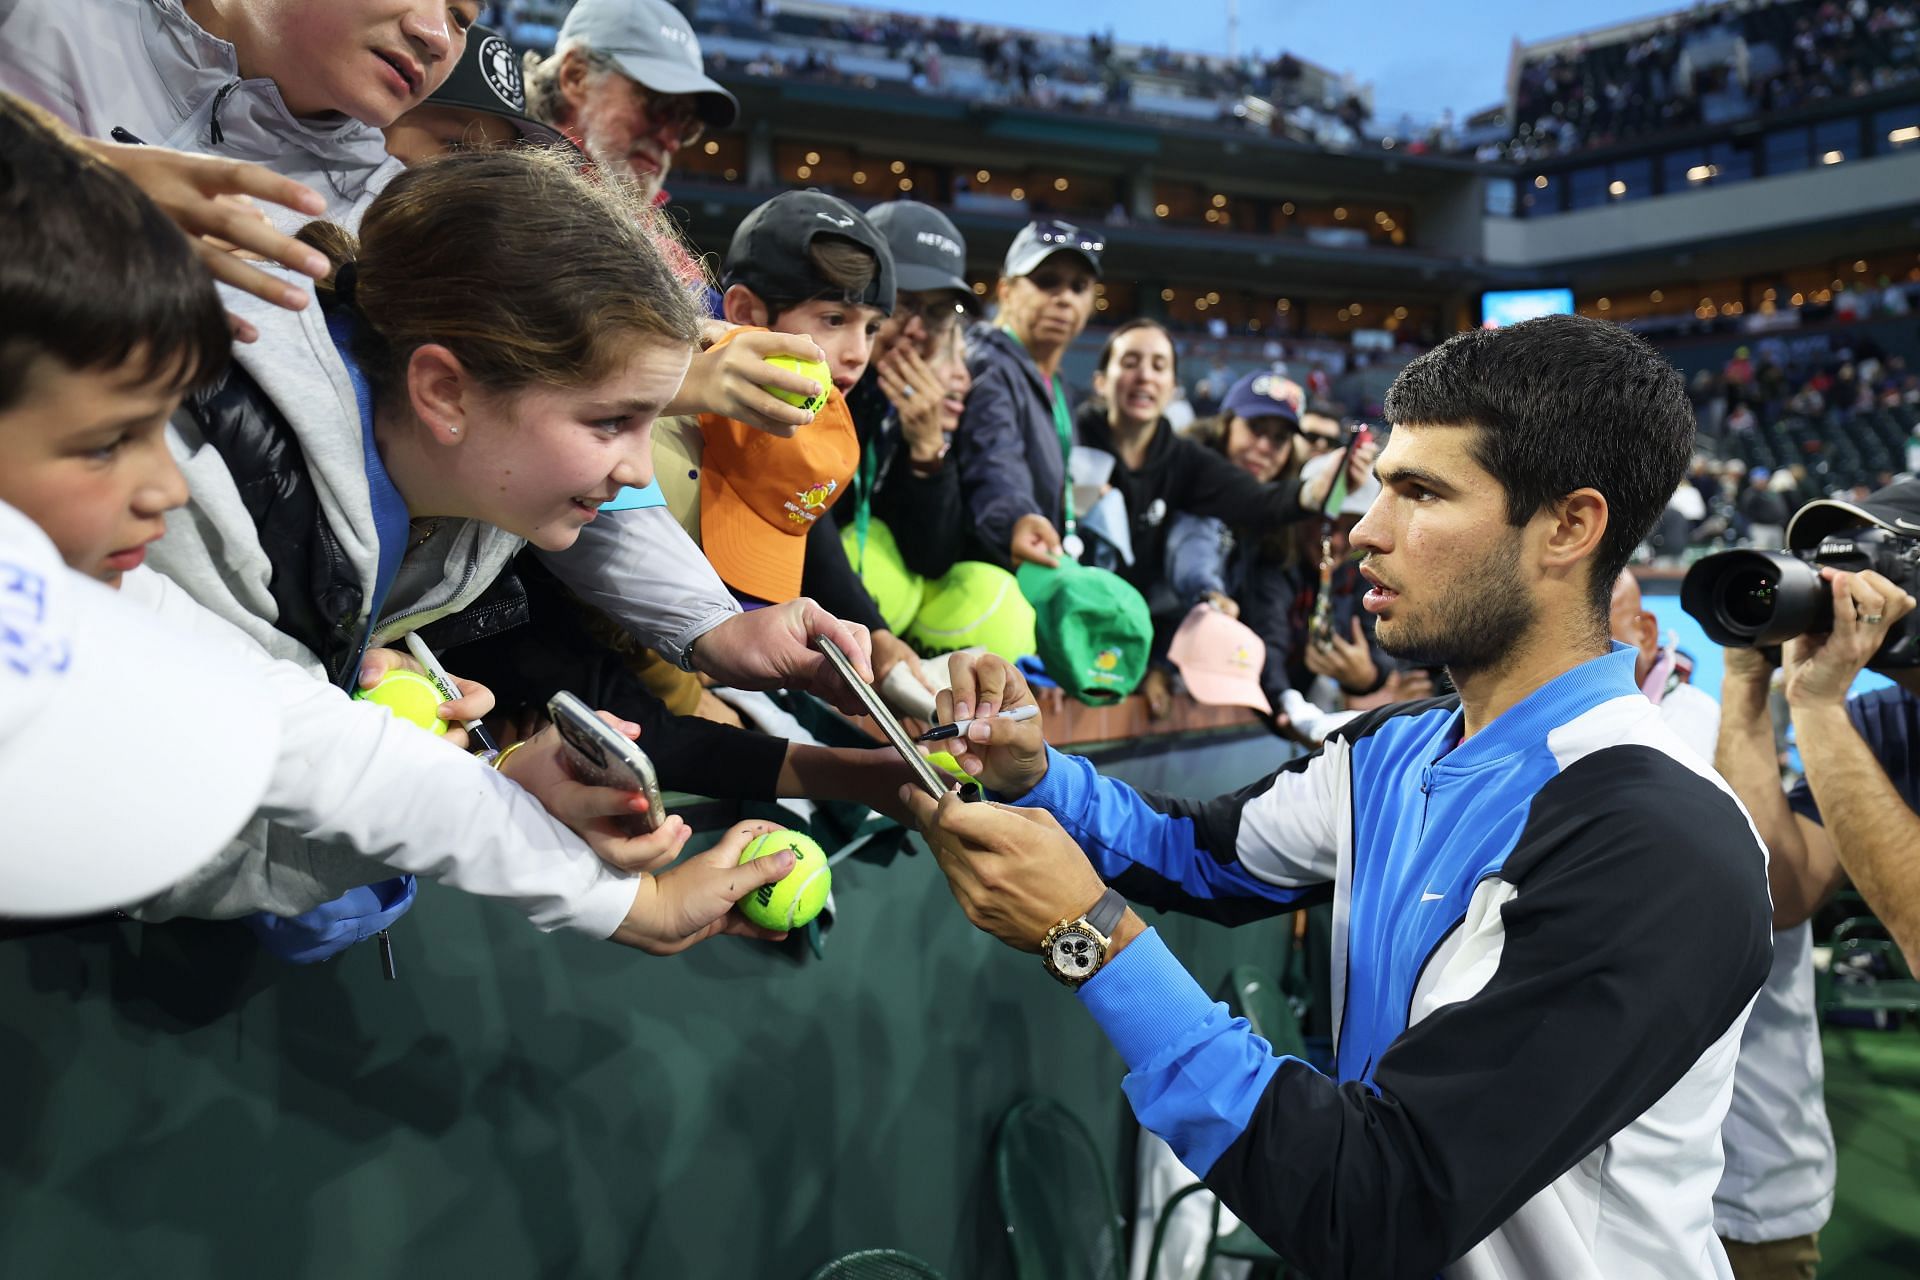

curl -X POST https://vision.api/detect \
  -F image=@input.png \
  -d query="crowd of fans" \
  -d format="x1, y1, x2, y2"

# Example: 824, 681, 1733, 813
4, 3, 1920, 1279
1493, 0, 1920, 162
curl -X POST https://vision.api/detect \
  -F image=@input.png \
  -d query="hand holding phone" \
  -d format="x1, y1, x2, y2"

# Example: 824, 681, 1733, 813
547, 691, 667, 835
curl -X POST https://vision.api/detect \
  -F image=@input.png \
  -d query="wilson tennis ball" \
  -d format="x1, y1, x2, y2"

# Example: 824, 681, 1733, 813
353, 669, 448, 736
763, 354, 832, 414
737, 829, 831, 930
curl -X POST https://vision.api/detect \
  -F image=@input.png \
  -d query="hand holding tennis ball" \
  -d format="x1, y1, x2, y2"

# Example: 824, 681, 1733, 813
763, 353, 831, 415
353, 669, 448, 735
737, 828, 831, 930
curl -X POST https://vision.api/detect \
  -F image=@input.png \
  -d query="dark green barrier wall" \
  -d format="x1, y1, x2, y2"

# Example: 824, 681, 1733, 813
0, 733, 1293, 1278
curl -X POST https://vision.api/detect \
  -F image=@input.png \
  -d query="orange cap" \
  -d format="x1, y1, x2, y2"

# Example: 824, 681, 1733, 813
696, 331, 858, 602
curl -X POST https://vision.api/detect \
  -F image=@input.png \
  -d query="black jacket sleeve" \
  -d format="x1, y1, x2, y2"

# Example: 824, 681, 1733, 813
1174, 437, 1311, 532
871, 438, 967, 580
803, 509, 890, 635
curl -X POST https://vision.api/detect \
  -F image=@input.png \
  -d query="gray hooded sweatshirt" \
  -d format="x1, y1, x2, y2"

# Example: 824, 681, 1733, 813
0, 0, 404, 226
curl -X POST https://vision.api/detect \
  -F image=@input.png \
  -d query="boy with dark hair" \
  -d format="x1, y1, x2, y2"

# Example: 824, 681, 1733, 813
906, 314, 1774, 1279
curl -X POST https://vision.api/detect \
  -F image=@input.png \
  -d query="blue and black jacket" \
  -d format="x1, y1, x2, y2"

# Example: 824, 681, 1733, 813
1020, 646, 1772, 1279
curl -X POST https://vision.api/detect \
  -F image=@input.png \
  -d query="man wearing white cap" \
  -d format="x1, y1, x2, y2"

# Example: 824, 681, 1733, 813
523, 0, 738, 204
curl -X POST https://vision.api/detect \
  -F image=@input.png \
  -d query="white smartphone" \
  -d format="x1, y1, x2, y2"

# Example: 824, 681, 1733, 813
813, 633, 976, 802
546, 690, 666, 835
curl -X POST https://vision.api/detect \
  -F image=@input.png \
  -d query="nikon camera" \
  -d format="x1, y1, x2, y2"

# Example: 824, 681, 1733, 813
1681, 483, 1920, 668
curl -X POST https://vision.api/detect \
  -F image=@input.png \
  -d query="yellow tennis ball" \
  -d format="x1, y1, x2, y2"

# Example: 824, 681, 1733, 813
736, 829, 831, 930
353, 669, 448, 736
763, 354, 832, 414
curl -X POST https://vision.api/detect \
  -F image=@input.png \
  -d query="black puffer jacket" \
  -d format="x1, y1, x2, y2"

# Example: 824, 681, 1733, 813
182, 362, 526, 688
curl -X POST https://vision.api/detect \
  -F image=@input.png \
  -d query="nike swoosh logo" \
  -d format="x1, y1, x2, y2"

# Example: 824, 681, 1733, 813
1420, 892, 1444, 902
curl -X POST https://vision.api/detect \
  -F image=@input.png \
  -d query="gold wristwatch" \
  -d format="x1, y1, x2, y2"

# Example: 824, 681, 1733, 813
1040, 888, 1127, 988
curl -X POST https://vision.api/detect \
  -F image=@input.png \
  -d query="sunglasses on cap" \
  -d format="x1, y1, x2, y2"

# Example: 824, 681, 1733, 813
1033, 221, 1105, 254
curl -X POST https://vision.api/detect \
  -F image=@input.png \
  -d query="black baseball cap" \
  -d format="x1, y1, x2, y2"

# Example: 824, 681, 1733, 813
425, 26, 570, 148
1002, 218, 1104, 280
1787, 478, 1920, 550
722, 191, 896, 314
866, 201, 969, 295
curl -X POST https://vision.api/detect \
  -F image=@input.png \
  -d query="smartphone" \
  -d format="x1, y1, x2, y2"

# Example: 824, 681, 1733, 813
546, 690, 666, 835
811, 633, 974, 802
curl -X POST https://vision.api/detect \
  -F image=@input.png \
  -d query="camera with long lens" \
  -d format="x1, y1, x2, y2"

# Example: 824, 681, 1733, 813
1680, 526, 1920, 666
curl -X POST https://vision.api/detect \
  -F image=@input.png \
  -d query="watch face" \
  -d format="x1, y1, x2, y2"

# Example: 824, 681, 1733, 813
1048, 926, 1101, 981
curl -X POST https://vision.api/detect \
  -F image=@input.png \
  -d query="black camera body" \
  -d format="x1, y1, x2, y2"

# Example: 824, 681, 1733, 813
1680, 527, 1920, 667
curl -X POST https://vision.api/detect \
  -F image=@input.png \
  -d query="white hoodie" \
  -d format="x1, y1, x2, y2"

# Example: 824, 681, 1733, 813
124, 566, 639, 938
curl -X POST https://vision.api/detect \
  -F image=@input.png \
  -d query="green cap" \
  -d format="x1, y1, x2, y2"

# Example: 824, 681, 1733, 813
908, 561, 1036, 660
1015, 560, 1151, 704
841, 518, 925, 634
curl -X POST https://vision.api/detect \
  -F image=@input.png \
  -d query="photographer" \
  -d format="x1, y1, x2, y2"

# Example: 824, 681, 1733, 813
1716, 483, 1920, 970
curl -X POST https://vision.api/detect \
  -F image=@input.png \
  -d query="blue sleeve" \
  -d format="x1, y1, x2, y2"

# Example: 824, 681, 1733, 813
1077, 928, 1290, 1175
1165, 513, 1230, 603
1010, 747, 1324, 919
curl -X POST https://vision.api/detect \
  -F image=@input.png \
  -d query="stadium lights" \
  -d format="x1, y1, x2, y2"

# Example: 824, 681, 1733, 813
1650, 289, 1664, 302
1686, 164, 1717, 182
1161, 288, 1175, 302
1281, 201, 1296, 215
1855, 260, 1869, 273
1333, 207, 1348, 220
1212, 194, 1227, 208
796, 165, 812, 179
703, 141, 719, 155
853, 171, 866, 184
1822, 150, 1845, 165
1890, 126, 1920, 144
889, 160, 905, 174
1154, 203, 1170, 217
723, 167, 738, 181
1054, 178, 1069, 191
899, 178, 913, 192
1010, 186, 1025, 200
1608, 180, 1627, 196
806, 151, 821, 165
977, 169, 991, 183
1277, 298, 1291, 312
1533, 175, 1548, 189
1598, 298, 1611, 311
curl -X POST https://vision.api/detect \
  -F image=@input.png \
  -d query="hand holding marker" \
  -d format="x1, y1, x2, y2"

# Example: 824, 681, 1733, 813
915, 705, 1040, 743
404, 632, 499, 760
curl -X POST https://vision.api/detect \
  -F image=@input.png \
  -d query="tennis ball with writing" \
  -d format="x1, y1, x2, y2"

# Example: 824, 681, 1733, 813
736, 829, 831, 930
352, 669, 448, 735
763, 354, 832, 415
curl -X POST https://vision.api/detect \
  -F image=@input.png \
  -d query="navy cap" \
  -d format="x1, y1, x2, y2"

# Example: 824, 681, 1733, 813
723, 191, 896, 314
1220, 370, 1305, 427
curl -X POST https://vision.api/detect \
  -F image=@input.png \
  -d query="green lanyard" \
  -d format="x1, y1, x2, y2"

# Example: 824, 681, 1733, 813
1003, 327, 1076, 540
850, 443, 880, 567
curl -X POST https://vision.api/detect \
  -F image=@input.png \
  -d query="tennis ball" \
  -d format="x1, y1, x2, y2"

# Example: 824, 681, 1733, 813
353, 669, 448, 736
763, 354, 832, 415
736, 829, 831, 930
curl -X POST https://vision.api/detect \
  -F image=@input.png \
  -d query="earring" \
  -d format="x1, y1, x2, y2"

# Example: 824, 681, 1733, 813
450, 426, 460, 436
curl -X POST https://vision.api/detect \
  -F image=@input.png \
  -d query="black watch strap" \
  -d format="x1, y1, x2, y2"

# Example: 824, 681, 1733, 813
1086, 887, 1125, 938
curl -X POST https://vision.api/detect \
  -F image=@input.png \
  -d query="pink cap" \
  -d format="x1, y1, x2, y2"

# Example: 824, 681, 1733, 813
1168, 604, 1272, 714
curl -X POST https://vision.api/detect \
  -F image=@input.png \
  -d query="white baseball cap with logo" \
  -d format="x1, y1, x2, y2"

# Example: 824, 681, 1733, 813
558, 0, 740, 127
0, 500, 280, 917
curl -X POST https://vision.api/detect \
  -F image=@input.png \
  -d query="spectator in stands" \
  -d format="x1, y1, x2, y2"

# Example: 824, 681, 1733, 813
957, 219, 1103, 567
906, 314, 1771, 1280
1741, 467, 1791, 546
521, 0, 736, 206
